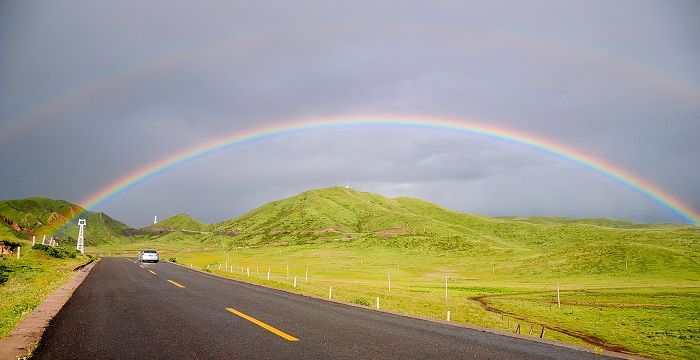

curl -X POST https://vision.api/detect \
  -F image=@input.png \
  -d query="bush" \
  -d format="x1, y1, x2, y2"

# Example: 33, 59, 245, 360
169, 257, 177, 263
350, 298, 370, 307
0, 263, 9, 285
202, 266, 211, 273
33, 244, 77, 259
32, 244, 50, 251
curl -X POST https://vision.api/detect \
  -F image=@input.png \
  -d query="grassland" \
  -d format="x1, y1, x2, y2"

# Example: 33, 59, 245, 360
0, 238, 90, 339
5, 187, 698, 358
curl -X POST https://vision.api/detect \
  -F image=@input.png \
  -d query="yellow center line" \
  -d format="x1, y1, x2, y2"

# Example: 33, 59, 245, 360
167, 280, 185, 288
226, 307, 299, 342
148, 270, 157, 275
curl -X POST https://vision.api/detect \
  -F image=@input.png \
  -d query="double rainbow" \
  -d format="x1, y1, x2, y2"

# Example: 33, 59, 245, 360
79, 115, 700, 225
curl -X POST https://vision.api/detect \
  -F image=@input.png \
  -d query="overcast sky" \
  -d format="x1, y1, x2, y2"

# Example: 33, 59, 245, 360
1, 0, 698, 227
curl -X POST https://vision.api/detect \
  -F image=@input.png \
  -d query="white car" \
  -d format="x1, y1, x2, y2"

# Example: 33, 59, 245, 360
139, 249, 159, 263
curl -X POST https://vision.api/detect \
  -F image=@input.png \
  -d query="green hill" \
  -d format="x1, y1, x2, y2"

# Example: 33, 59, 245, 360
0, 197, 130, 245
145, 213, 208, 232
204, 187, 699, 277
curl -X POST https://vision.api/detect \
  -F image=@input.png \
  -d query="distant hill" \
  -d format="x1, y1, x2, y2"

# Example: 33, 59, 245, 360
199, 187, 699, 278
143, 213, 209, 233
0, 198, 130, 245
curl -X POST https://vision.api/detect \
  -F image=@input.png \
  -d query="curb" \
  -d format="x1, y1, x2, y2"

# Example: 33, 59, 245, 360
0, 259, 99, 360
165, 260, 647, 360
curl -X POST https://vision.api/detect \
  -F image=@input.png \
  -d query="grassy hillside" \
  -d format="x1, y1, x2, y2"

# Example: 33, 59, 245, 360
145, 214, 208, 232
0, 198, 131, 245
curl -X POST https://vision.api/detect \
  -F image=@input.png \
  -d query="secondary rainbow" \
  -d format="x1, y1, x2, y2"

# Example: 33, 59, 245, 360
79, 115, 700, 224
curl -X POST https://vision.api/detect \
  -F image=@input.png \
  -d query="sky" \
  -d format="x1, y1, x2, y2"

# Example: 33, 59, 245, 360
0, 0, 698, 227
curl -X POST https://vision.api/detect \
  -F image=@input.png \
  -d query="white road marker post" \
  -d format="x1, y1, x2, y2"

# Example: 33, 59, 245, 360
267, 266, 271, 280
17, 246, 21, 259
286, 264, 289, 278
388, 273, 391, 291
445, 276, 448, 299
42, 235, 46, 245
557, 283, 561, 308
376, 297, 380, 310
32, 236, 35, 246
447, 311, 451, 321
329, 286, 332, 299
219, 264, 222, 270
257, 266, 259, 276
294, 276, 297, 288
247, 267, 250, 277
305, 266, 308, 282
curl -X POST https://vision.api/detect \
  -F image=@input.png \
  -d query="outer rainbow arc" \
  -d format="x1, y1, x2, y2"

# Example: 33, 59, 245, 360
79, 115, 700, 225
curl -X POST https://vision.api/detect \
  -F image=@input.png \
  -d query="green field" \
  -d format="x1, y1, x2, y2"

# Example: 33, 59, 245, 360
3, 187, 699, 358
0, 238, 89, 339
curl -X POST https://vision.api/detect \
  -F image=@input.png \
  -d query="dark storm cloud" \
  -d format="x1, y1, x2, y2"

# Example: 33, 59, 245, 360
0, 0, 698, 226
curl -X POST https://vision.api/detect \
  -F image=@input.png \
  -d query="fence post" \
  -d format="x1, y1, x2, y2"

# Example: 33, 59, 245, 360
557, 283, 561, 308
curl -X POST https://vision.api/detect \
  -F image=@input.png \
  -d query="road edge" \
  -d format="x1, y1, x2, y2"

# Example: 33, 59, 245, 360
164, 260, 649, 360
0, 258, 99, 360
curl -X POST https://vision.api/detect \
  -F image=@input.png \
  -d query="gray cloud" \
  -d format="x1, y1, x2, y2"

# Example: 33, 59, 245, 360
1, 0, 698, 226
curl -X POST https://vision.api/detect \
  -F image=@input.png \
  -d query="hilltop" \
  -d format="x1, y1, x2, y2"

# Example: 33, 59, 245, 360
0, 197, 130, 245
144, 213, 208, 233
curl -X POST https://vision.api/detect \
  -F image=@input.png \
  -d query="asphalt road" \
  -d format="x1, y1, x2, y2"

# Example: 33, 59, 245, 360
32, 258, 615, 359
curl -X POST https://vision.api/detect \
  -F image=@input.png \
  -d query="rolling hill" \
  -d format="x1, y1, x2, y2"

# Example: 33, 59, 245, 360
0, 198, 130, 245
200, 187, 699, 278
143, 213, 209, 233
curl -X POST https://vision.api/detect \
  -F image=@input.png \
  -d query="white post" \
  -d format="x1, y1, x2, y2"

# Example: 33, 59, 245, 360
492, 266, 495, 275
225, 253, 229, 270
294, 276, 297, 288
267, 270, 270, 281
42, 235, 46, 245
388, 273, 391, 291
257, 266, 259, 275
230, 266, 233, 273
329, 286, 332, 299
286, 264, 289, 278
76, 218, 86, 254
17, 246, 21, 259
445, 276, 448, 299
305, 266, 308, 282
247, 267, 250, 276
557, 283, 561, 308
32, 236, 35, 246
447, 310, 451, 321
190, 264, 192, 268
376, 297, 380, 310
219, 264, 222, 270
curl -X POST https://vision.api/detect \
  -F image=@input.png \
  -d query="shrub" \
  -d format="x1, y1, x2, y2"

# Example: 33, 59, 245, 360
350, 298, 370, 307
33, 244, 77, 259
169, 257, 177, 263
0, 263, 9, 285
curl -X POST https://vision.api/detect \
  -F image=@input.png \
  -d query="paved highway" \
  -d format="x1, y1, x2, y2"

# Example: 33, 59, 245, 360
32, 258, 615, 359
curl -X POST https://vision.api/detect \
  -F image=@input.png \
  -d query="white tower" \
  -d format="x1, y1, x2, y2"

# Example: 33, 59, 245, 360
153, 215, 158, 224
76, 219, 86, 254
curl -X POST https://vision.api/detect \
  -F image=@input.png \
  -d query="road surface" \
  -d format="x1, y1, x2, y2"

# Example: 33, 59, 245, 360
32, 258, 615, 359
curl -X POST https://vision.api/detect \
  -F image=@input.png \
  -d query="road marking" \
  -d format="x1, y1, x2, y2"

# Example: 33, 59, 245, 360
225, 307, 299, 342
167, 280, 185, 288
148, 270, 157, 275
139, 265, 144, 268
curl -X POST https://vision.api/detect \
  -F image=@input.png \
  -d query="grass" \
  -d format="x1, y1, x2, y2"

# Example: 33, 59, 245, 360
0, 238, 89, 339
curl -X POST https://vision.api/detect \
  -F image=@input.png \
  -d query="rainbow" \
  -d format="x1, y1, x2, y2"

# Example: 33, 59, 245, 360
78, 115, 700, 224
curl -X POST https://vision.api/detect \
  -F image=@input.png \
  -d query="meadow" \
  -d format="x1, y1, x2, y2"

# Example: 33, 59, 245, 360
0, 238, 89, 339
